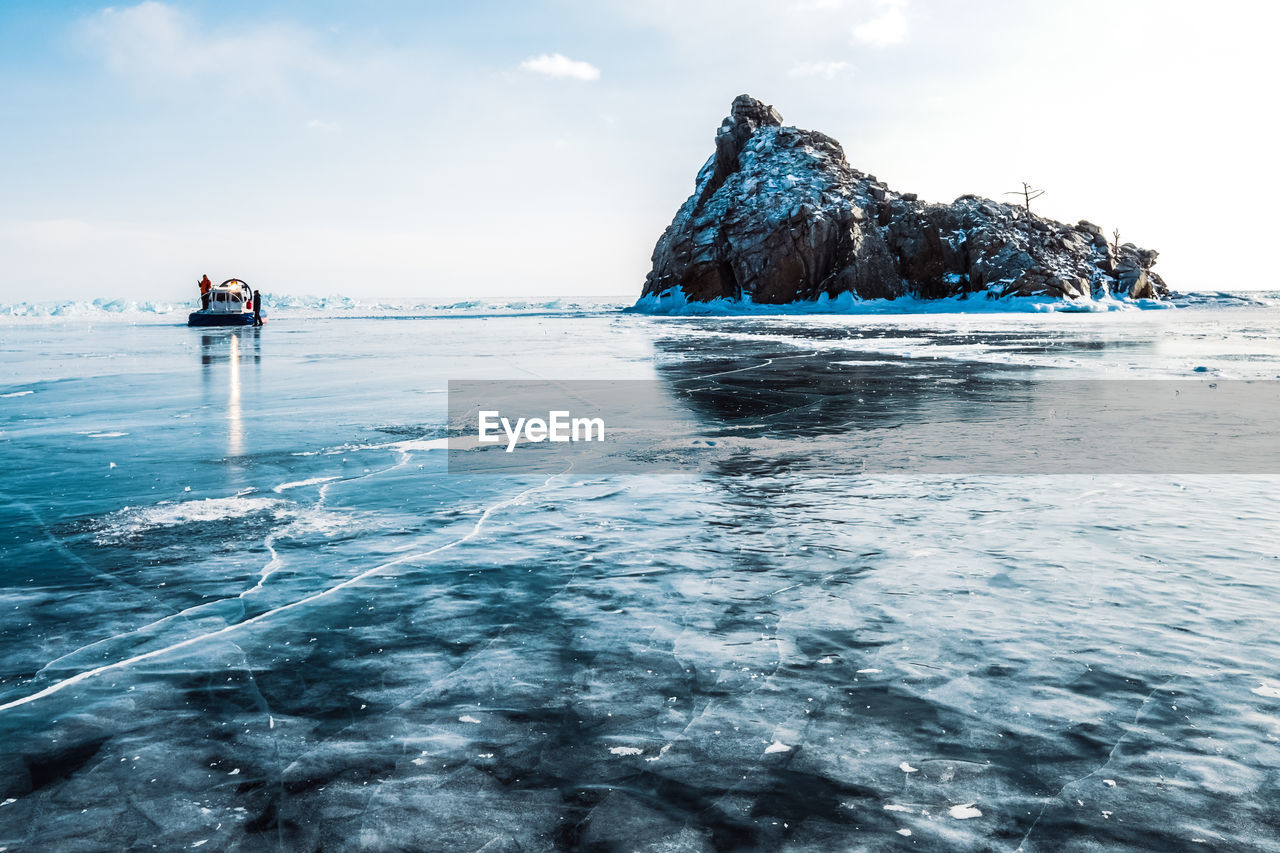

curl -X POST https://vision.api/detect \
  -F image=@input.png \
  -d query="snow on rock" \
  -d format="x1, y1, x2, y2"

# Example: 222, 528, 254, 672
948, 803, 983, 819
642, 94, 1170, 306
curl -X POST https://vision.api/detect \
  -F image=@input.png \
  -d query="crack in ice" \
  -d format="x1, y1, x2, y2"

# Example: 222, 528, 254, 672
0, 468, 568, 713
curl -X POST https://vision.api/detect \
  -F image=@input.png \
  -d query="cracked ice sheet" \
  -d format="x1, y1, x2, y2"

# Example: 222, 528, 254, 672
3, 313, 1280, 850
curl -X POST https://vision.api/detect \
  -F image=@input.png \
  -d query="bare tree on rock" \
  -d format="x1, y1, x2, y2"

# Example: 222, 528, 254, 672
1004, 181, 1046, 212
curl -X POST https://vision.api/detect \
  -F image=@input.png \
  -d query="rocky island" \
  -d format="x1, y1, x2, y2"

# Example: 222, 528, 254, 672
642, 95, 1168, 305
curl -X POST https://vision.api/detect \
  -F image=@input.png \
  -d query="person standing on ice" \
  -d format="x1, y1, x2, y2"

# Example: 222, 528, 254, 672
198, 274, 212, 309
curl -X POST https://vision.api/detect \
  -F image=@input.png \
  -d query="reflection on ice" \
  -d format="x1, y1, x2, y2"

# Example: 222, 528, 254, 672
200, 330, 261, 459
228, 333, 242, 456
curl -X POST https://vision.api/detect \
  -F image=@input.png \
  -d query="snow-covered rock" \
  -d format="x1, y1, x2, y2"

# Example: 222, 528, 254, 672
642, 95, 1169, 304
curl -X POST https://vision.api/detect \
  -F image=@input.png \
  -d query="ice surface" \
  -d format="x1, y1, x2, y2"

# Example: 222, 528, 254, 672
629, 286, 1186, 316
2, 302, 1280, 850
949, 803, 983, 819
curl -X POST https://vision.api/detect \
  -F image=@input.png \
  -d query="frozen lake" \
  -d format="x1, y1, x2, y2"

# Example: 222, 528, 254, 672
2, 297, 1279, 850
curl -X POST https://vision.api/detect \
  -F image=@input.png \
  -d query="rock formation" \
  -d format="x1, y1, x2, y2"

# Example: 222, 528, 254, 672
642, 95, 1169, 304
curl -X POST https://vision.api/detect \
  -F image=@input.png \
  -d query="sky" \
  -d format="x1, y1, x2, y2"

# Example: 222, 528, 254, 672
1, 0, 1276, 302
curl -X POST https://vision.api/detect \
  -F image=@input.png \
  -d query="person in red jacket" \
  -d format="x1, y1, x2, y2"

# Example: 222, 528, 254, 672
198, 274, 212, 310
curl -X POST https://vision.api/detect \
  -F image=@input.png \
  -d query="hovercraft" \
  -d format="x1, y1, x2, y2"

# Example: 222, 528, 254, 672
187, 279, 266, 327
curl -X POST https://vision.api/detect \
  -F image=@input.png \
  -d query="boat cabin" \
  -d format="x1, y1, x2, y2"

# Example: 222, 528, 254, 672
203, 280, 253, 314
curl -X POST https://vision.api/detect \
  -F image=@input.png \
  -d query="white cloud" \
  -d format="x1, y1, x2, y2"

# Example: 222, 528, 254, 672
852, 0, 909, 48
77, 2, 332, 95
519, 53, 601, 81
305, 119, 341, 132
788, 60, 851, 79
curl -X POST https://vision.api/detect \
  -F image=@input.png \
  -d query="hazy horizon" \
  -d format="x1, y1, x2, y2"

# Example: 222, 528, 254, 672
2, 0, 1275, 302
